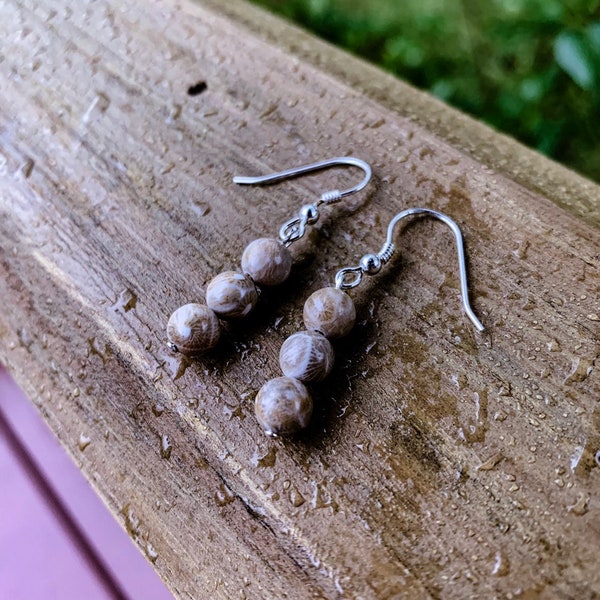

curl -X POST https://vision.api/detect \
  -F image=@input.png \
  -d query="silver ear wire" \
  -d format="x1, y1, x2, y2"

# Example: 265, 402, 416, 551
233, 156, 372, 201
234, 157, 372, 246
335, 207, 485, 332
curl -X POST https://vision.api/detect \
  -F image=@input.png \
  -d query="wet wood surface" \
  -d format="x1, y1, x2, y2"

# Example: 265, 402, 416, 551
0, 0, 599, 598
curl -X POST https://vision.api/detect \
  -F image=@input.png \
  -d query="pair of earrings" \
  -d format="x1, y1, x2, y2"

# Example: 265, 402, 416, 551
167, 157, 484, 437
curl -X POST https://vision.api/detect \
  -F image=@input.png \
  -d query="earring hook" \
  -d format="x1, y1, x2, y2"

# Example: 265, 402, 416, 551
335, 207, 485, 332
233, 157, 373, 246
233, 156, 372, 204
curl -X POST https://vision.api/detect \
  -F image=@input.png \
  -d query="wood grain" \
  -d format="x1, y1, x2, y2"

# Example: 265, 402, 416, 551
0, 0, 599, 598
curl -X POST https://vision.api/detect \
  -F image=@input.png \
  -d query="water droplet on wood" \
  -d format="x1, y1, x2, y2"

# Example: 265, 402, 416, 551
78, 433, 91, 451
121, 504, 140, 536
82, 92, 111, 123
566, 493, 589, 516
477, 452, 504, 471
146, 542, 158, 563
113, 288, 137, 312
290, 488, 305, 507
17, 328, 34, 350
253, 447, 277, 468
564, 357, 594, 385
165, 103, 181, 122
491, 550, 509, 576
17, 157, 34, 178
547, 338, 561, 352
160, 435, 172, 459
191, 201, 211, 217
513, 240, 530, 260
214, 483, 235, 507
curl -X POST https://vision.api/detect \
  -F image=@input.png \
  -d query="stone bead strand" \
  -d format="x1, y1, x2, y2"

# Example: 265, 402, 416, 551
255, 286, 356, 436
167, 238, 292, 355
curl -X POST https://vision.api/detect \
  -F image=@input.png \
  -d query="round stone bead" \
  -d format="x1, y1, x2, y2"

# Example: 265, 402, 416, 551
241, 238, 292, 286
166, 303, 221, 355
255, 376, 312, 436
303, 287, 356, 339
279, 330, 334, 383
206, 271, 258, 319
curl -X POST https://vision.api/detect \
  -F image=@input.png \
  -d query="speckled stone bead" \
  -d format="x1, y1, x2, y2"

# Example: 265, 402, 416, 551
242, 238, 293, 286
166, 303, 221, 355
303, 286, 356, 338
279, 330, 334, 383
255, 376, 312, 436
206, 271, 258, 319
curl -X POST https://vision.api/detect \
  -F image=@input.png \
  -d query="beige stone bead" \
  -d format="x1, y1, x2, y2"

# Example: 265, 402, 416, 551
279, 330, 334, 383
166, 303, 221, 355
241, 238, 292, 286
255, 376, 312, 436
206, 271, 258, 319
303, 286, 356, 338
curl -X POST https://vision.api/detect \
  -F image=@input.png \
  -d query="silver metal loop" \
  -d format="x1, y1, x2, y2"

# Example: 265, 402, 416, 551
335, 266, 363, 290
279, 215, 306, 246
334, 208, 485, 332
279, 203, 321, 245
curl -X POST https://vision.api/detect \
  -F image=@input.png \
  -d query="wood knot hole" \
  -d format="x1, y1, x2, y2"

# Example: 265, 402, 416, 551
187, 81, 207, 96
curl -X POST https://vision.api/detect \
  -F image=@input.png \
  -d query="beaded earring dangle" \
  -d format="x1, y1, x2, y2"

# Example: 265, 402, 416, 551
254, 207, 485, 437
166, 157, 372, 355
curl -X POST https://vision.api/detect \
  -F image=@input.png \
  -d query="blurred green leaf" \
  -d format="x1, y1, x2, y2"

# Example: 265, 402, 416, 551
587, 22, 600, 54
430, 80, 455, 101
519, 77, 544, 102
553, 31, 595, 90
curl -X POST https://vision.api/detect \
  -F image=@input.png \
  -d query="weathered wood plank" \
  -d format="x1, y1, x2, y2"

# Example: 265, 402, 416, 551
0, 1, 598, 598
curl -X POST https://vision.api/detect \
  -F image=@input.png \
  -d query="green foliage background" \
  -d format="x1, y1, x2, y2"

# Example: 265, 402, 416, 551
252, 0, 600, 182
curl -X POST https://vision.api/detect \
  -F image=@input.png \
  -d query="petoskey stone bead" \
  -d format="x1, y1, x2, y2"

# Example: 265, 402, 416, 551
241, 238, 293, 286
166, 303, 221, 355
206, 271, 259, 319
303, 286, 356, 339
255, 376, 313, 436
279, 330, 334, 383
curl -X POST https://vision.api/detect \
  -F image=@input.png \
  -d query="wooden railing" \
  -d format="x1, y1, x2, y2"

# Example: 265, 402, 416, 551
1, 0, 598, 598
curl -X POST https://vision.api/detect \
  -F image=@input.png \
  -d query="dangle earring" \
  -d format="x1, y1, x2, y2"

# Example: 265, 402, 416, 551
166, 157, 372, 355
254, 207, 485, 436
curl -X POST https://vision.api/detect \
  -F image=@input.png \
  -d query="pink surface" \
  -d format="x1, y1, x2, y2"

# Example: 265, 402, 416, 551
0, 366, 174, 600
0, 421, 115, 600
